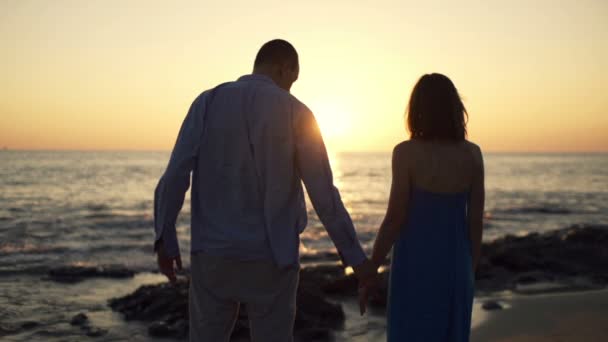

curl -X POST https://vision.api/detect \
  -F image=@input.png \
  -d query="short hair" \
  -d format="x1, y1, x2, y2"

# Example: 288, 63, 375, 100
406, 73, 468, 141
254, 39, 299, 69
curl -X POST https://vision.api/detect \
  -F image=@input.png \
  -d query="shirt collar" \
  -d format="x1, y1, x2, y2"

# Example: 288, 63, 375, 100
237, 74, 277, 85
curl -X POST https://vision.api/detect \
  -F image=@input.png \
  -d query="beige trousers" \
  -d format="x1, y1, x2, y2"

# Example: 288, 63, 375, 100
189, 252, 299, 342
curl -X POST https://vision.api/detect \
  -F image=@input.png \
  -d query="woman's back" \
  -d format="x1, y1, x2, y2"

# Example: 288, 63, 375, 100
403, 139, 481, 194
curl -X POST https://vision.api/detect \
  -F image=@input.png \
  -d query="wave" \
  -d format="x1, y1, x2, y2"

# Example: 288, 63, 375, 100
85, 203, 111, 212
489, 206, 574, 215
0, 265, 153, 278
0, 243, 71, 256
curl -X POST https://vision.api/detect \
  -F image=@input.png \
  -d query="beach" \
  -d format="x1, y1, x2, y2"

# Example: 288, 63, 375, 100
471, 289, 608, 342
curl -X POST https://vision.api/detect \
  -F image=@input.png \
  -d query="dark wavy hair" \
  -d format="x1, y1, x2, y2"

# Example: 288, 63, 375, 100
406, 73, 468, 141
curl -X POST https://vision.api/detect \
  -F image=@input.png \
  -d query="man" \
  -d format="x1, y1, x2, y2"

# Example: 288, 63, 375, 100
154, 39, 377, 342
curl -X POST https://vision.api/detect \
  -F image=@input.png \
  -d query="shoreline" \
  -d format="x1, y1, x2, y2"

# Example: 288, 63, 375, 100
2, 273, 607, 341
471, 288, 608, 341
2, 224, 608, 341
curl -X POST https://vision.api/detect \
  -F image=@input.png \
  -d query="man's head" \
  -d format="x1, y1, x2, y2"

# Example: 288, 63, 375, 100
253, 39, 299, 92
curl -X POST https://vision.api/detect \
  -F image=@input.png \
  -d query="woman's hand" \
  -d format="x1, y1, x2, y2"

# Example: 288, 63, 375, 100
358, 274, 380, 315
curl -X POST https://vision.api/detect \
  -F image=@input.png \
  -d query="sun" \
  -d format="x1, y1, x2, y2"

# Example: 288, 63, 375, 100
310, 101, 352, 141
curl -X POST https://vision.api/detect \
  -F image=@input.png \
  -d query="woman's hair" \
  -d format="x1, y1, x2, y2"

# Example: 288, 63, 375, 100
406, 73, 468, 141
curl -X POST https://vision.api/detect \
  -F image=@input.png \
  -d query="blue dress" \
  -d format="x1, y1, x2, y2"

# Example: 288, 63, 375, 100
387, 187, 474, 341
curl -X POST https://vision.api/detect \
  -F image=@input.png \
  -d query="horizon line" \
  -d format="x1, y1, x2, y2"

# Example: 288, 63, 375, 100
1, 147, 607, 154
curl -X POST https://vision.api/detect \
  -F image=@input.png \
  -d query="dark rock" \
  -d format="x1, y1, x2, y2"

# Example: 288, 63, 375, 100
296, 287, 344, 331
172, 319, 189, 339
48, 265, 135, 283
299, 265, 348, 292
476, 225, 608, 292
20, 321, 39, 330
515, 271, 555, 285
562, 226, 608, 244
70, 313, 89, 326
300, 252, 341, 263
321, 274, 359, 295
481, 301, 503, 310
0, 323, 19, 336
109, 281, 188, 322
148, 321, 174, 337
84, 327, 108, 337
110, 269, 347, 340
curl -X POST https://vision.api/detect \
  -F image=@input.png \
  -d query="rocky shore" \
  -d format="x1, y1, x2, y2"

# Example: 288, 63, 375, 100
105, 224, 607, 341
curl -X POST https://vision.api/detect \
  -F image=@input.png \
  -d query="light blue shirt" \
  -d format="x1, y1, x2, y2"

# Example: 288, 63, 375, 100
154, 74, 366, 268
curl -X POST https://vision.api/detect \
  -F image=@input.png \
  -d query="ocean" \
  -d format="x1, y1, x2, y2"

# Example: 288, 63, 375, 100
1, 150, 607, 340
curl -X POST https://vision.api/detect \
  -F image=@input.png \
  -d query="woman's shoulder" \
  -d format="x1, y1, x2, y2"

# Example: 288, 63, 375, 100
463, 140, 481, 152
392, 139, 422, 154
392, 140, 422, 163
464, 140, 483, 156
463, 141, 484, 169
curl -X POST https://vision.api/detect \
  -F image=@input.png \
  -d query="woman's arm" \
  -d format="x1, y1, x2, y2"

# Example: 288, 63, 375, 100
468, 145, 485, 272
370, 144, 411, 268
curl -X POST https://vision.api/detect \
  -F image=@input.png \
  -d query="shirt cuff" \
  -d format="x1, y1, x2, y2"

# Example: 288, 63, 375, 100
154, 226, 180, 258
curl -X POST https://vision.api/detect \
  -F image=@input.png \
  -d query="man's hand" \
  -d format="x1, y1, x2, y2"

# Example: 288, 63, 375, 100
156, 242, 182, 284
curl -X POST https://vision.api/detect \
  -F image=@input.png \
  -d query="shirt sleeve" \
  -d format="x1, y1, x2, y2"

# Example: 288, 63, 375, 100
293, 102, 367, 267
153, 93, 207, 258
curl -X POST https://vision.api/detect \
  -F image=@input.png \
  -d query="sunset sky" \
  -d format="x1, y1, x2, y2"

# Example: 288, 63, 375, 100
1, 0, 607, 152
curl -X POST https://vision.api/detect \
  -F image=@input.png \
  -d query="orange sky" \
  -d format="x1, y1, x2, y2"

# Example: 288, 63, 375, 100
1, 0, 607, 152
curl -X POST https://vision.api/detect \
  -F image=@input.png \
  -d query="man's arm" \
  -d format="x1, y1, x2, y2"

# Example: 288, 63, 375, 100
153, 93, 207, 280
293, 104, 367, 268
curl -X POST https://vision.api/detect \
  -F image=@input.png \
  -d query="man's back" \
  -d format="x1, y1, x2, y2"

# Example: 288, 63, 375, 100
192, 74, 306, 262
154, 73, 366, 268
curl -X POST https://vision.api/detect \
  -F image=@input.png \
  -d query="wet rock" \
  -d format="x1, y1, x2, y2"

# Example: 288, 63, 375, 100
0, 323, 19, 337
321, 273, 358, 296
317, 225, 608, 300
475, 225, 608, 292
295, 287, 344, 331
70, 313, 89, 326
48, 265, 135, 283
148, 321, 174, 338
68, 312, 108, 338
109, 281, 188, 322
515, 271, 555, 285
20, 321, 39, 330
482, 301, 503, 311
84, 327, 108, 337
110, 271, 346, 340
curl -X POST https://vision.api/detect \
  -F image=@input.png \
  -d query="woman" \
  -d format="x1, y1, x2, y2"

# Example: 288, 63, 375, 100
360, 73, 484, 341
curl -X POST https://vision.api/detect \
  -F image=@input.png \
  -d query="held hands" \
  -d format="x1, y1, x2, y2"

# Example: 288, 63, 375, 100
156, 242, 183, 284
352, 259, 380, 315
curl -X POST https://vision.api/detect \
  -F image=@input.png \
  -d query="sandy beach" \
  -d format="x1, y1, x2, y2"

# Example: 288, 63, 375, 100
471, 289, 608, 342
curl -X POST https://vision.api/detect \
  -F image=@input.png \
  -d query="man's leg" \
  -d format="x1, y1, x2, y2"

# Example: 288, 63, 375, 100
189, 253, 240, 342
246, 266, 299, 342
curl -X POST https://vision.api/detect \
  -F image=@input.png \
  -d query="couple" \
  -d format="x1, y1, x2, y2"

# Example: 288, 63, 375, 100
154, 39, 484, 342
